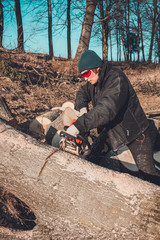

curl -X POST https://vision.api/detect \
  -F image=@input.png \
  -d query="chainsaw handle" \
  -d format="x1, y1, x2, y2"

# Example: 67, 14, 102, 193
60, 131, 79, 144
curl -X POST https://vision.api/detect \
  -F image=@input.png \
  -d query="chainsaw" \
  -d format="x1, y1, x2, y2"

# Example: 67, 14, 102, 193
59, 131, 91, 157
46, 126, 91, 157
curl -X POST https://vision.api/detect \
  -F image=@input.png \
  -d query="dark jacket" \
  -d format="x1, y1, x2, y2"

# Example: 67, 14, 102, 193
74, 61, 149, 151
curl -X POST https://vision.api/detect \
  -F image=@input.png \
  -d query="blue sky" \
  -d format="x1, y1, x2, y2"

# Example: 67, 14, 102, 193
2, 0, 103, 59
3, 0, 153, 62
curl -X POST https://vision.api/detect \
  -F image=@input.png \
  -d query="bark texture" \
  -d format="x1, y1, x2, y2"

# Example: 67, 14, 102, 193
48, 0, 53, 59
75, 0, 98, 60
14, 0, 24, 51
0, 0, 3, 48
0, 119, 160, 239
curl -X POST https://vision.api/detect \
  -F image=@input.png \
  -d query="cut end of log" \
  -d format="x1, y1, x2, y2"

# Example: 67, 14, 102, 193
29, 117, 46, 136
29, 110, 61, 137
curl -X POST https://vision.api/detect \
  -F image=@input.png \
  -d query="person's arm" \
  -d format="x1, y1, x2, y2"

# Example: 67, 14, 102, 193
73, 72, 129, 133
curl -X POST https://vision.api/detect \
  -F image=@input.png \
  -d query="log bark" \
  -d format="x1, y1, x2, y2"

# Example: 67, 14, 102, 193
0, 119, 160, 239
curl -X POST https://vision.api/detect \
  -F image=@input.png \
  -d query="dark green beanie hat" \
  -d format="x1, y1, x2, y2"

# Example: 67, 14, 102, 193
78, 50, 103, 73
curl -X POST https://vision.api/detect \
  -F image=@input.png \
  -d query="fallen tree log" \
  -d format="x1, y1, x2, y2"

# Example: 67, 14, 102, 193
0, 119, 160, 239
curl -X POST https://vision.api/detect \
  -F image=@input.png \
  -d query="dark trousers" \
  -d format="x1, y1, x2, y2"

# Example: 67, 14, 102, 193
127, 128, 160, 185
91, 127, 160, 184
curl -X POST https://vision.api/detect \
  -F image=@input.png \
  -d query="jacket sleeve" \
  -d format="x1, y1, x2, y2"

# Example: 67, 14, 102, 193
75, 83, 91, 111
74, 71, 129, 133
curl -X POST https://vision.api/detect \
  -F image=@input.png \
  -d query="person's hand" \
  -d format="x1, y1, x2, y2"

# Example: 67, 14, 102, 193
66, 124, 79, 137
79, 107, 87, 116
74, 107, 87, 117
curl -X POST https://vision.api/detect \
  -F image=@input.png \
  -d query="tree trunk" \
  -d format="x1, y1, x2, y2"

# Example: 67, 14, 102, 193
158, 6, 160, 63
110, 31, 113, 61
139, 16, 145, 62
0, 0, 3, 47
75, 0, 98, 60
98, 0, 109, 60
127, 0, 132, 61
148, 0, 158, 62
121, 26, 127, 61
67, 0, 71, 59
0, 119, 160, 239
116, 27, 119, 61
137, 0, 140, 62
154, 26, 158, 64
48, 0, 54, 59
159, 24, 160, 63
124, 2, 129, 61
158, 12, 160, 63
14, 0, 24, 51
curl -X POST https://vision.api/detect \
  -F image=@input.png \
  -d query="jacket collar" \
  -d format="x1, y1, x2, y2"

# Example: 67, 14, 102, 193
98, 61, 112, 88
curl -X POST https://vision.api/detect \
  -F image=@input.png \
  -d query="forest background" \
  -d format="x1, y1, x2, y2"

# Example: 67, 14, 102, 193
0, 1, 160, 237
0, 0, 160, 63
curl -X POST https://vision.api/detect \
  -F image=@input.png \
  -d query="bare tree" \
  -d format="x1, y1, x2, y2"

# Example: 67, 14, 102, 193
67, 0, 71, 59
99, 0, 107, 60
14, 0, 24, 51
158, 4, 160, 63
98, 0, 112, 60
75, 0, 98, 60
2, 0, 160, 63
135, 0, 140, 61
138, 0, 146, 62
0, 0, 3, 47
120, 18, 127, 61
126, 0, 131, 61
148, 0, 158, 62
139, 13, 145, 61
109, 30, 113, 61
154, 0, 160, 63
131, 0, 145, 61
48, 0, 53, 59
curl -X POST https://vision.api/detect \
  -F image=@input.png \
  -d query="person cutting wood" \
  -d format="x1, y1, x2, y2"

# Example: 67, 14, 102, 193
65, 49, 160, 183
